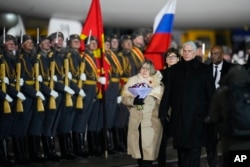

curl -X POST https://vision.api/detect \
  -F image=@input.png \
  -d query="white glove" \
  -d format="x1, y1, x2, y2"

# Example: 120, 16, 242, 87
17, 92, 26, 101
79, 89, 86, 97
37, 75, 43, 82
36, 91, 45, 101
50, 90, 59, 99
68, 72, 72, 80
19, 78, 24, 86
64, 85, 75, 95
117, 96, 122, 104
98, 77, 106, 85
53, 75, 58, 82
4, 77, 9, 85
5, 94, 13, 102
80, 73, 87, 81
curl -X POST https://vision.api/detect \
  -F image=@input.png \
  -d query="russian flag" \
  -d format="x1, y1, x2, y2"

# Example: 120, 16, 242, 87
144, 0, 177, 70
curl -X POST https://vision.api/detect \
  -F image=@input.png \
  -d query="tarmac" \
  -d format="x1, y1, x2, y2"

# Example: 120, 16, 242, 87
10, 138, 223, 167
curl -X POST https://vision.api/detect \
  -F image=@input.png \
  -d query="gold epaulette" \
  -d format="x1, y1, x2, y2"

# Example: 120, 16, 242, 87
19, 54, 23, 59
37, 54, 41, 59
48, 52, 54, 58
66, 52, 72, 58
106, 50, 111, 55
117, 52, 123, 57
80, 52, 86, 58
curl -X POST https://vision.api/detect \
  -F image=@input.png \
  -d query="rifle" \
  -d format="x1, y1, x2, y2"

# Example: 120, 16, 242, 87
76, 61, 85, 109
64, 57, 73, 107
15, 61, 23, 112
48, 60, 56, 109
1, 62, 11, 113
34, 59, 44, 112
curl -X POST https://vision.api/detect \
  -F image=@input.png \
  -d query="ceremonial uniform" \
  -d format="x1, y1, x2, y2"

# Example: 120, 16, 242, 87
0, 35, 24, 166
104, 48, 123, 153
115, 35, 134, 152
46, 32, 76, 160
38, 35, 61, 161
76, 35, 106, 156
0, 53, 15, 166
11, 35, 41, 164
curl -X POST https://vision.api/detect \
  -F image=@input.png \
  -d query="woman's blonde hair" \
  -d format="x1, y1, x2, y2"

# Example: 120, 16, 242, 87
140, 60, 156, 76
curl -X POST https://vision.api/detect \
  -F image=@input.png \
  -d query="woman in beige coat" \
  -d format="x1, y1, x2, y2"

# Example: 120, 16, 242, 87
122, 60, 164, 167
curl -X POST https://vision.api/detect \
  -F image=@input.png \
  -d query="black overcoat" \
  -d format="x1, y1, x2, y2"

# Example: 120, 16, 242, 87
159, 58, 215, 148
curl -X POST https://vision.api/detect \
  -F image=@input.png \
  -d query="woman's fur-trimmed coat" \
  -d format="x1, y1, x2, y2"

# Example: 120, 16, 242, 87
122, 71, 164, 160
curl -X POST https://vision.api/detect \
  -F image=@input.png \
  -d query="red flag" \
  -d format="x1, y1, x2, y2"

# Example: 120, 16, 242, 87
144, 0, 177, 70
80, 0, 110, 98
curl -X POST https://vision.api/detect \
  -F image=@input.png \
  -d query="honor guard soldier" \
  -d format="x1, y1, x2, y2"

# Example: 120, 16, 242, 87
60, 34, 86, 159
110, 34, 120, 54
131, 31, 145, 74
65, 34, 88, 158
80, 36, 106, 157
103, 36, 124, 154
0, 51, 14, 166
39, 34, 62, 162
28, 34, 58, 163
33, 35, 60, 162
12, 34, 45, 165
0, 34, 26, 166
142, 28, 153, 52
116, 35, 136, 152
47, 31, 75, 160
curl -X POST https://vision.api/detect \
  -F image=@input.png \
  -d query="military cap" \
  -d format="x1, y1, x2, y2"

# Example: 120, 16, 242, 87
5, 34, 16, 42
68, 34, 80, 41
142, 28, 153, 37
104, 36, 111, 43
84, 36, 98, 45
120, 35, 132, 43
39, 35, 49, 44
22, 34, 33, 43
49, 31, 64, 41
110, 34, 119, 40
0, 34, 16, 45
131, 31, 144, 39
67, 34, 80, 45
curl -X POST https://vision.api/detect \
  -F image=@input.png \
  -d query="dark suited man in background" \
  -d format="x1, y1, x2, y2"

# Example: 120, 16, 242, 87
159, 41, 215, 167
210, 45, 233, 89
205, 45, 233, 167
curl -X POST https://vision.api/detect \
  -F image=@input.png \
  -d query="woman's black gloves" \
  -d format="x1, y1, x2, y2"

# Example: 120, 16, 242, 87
133, 95, 144, 105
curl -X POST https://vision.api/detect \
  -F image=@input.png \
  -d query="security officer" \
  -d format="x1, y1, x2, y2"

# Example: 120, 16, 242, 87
47, 31, 75, 160
12, 34, 45, 165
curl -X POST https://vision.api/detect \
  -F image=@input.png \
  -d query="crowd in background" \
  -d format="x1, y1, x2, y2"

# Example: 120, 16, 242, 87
0, 26, 250, 167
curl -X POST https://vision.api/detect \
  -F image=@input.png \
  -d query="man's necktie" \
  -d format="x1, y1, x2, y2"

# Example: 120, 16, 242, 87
214, 65, 218, 81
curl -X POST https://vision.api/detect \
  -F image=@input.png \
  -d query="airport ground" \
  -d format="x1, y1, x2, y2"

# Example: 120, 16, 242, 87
7, 138, 223, 167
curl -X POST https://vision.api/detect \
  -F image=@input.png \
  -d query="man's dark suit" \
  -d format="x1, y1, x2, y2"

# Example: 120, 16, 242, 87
206, 59, 233, 167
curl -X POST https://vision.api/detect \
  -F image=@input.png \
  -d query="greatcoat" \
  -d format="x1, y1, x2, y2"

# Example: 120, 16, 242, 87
122, 71, 164, 160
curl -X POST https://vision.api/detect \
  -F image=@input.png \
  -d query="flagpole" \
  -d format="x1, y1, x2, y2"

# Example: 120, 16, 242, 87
101, 55, 108, 159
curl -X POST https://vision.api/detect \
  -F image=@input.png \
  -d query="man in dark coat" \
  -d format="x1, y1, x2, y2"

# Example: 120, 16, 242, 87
208, 65, 250, 167
205, 45, 233, 167
159, 41, 215, 167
